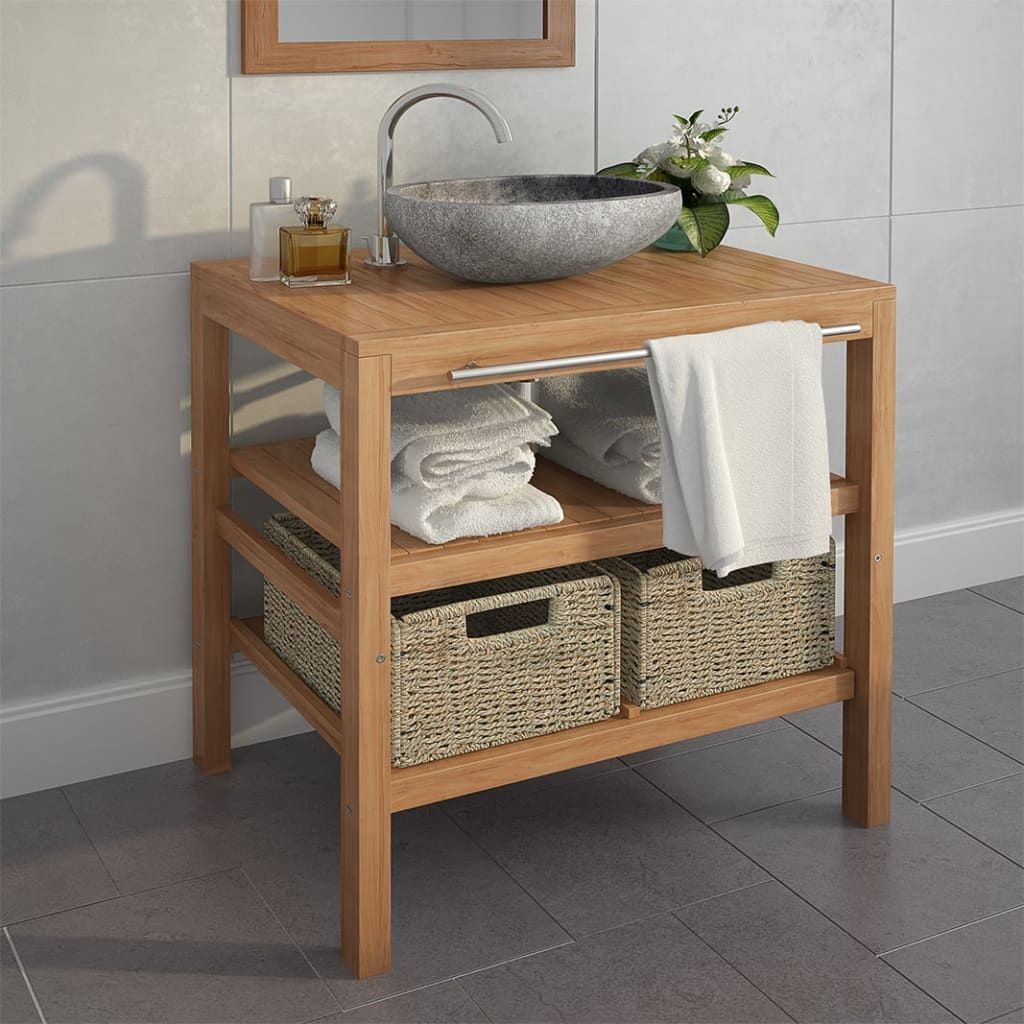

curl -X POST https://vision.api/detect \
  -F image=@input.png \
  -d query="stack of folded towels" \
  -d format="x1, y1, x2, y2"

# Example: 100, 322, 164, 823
537, 368, 662, 504
312, 383, 564, 544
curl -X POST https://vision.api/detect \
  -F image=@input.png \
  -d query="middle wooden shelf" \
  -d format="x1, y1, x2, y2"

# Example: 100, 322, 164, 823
230, 436, 859, 596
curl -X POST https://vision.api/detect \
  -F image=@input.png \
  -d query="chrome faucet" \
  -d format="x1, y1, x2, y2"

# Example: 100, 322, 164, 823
364, 84, 513, 268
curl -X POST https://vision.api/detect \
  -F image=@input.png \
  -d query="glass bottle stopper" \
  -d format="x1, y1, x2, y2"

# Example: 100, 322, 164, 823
294, 196, 337, 229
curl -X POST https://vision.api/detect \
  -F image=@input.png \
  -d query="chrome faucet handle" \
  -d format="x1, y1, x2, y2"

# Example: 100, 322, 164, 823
363, 234, 406, 268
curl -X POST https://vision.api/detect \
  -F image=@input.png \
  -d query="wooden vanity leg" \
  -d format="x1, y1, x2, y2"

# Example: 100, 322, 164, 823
191, 279, 232, 775
841, 297, 896, 826
339, 351, 393, 978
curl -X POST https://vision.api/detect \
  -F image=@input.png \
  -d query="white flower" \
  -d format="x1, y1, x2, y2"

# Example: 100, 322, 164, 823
670, 123, 690, 147
706, 146, 735, 171
730, 172, 752, 190
692, 164, 732, 196
635, 141, 678, 166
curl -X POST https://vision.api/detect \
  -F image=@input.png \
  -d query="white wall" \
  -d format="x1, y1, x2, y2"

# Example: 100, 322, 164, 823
1, 0, 1021, 796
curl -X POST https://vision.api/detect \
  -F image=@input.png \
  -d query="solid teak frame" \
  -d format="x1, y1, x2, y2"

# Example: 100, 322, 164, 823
191, 245, 895, 978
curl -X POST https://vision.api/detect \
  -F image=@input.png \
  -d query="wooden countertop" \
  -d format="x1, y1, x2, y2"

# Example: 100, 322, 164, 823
192, 246, 894, 393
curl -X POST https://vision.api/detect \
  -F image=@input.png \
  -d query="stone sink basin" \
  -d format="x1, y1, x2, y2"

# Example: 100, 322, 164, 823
383, 174, 681, 284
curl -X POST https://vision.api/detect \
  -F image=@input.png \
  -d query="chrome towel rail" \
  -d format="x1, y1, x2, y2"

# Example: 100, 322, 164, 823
449, 323, 862, 382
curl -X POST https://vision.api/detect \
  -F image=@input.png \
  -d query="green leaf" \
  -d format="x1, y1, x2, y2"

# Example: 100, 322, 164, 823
727, 161, 773, 177
700, 127, 728, 142
673, 114, 690, 127
706, 189, 748, 203
677, 203, 730, 256
645, 168, 675, 183
725, 195, 780, 235
688, 109, 704, 125
668, 155, 709, 173
597, 162, 641, 178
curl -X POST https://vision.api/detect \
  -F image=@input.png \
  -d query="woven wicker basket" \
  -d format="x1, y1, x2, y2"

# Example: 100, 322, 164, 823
263, 513, 621, 767
598, 541, 835, 709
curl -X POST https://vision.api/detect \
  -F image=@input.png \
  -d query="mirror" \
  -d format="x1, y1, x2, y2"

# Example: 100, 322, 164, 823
242, 0, 574, 74
278, 1, 545, 43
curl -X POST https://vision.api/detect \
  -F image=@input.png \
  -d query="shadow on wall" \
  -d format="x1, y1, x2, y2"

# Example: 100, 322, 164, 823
2, 153, 145, 272
2, 151, 332, 638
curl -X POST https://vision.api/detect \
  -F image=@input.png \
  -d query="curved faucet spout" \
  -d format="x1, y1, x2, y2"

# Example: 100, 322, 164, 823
366, 84, 513, 268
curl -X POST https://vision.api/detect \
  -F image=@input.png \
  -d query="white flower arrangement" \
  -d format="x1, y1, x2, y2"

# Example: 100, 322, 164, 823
599, 106, 779, 256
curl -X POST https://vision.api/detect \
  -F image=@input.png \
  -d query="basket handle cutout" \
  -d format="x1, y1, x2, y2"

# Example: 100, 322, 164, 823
465, 597, 551, 638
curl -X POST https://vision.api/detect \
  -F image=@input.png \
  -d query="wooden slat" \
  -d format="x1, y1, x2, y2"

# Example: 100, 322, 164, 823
229, 438, 860, 597
391, 515, 666, 595
231, 617, 343, 753
231, 444, 341, 544
216, 507, 341, 640
391, 662, 855, 811
831, 473, 860, 516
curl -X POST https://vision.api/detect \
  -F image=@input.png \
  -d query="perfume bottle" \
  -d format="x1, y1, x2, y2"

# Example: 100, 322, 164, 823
279, 196, 351, 288
249, 176, 298, 282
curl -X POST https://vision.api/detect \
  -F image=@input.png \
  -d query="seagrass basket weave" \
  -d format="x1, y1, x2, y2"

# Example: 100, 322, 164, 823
598, 540, 835, 709
263, 513, 621, 767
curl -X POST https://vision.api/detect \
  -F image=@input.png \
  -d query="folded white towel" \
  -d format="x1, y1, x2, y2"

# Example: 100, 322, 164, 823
646, 321, 832, 576
312, 429, 563, 544
324, 382, 556, 491
542, 436, 661, 505
537, 369, 660, 468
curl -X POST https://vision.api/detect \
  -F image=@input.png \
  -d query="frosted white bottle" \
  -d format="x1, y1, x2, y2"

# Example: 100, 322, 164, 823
249, 176, 297, 281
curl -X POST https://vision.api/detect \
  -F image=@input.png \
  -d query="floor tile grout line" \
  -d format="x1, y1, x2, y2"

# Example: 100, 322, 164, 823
916, 801, 1024, 869
966, 586, 1024, 617
981, 1009, 1024, 1024
0, 864, 244, 930
438, 794, 595, 942
57, 787, 122, 897
671, 915, 798, 1023
451, 935, 579, 985
634, 774, 932, 963
878, 903, 1024, 958
898, 696, 1024, 767
543, 879, 776, 947
698, 797, 955, 964
787, 689, 1024, 774
782, 716, 849, 758
906, 664, 1024, 698
236, 866, 344, 1014
452, 976, 496, 1023
2, 927, 47, 1024
696, 784, 844, 829
921, 768, 1024, 804
770, 720, 1024, 867
624, 720, 791, 767
872, 957, 968, 1023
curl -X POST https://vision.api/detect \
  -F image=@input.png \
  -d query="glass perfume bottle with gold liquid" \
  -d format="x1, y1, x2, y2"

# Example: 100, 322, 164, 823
279, 196, 351, 287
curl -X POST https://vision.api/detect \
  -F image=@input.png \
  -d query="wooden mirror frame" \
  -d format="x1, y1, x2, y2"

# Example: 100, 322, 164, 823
242, 0, 575, 74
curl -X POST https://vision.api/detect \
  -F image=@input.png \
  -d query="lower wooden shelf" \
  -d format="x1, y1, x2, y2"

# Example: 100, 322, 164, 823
231, 437, 859, 597
231, 616, 853, 813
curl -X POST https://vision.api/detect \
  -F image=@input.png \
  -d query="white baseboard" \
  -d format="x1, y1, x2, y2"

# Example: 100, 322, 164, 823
0, 659, 313, 799
2, 508, 1021, 799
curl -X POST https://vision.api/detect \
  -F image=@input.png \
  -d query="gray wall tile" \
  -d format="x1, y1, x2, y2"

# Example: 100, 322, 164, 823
893, 1, 1024, 213
0, 0, 230, 284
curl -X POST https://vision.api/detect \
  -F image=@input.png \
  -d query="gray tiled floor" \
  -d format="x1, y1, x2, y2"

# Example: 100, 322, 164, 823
2, 581, 1023, 1024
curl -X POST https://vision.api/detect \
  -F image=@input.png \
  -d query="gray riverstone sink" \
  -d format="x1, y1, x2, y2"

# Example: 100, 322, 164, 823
383, 174, 682, 284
